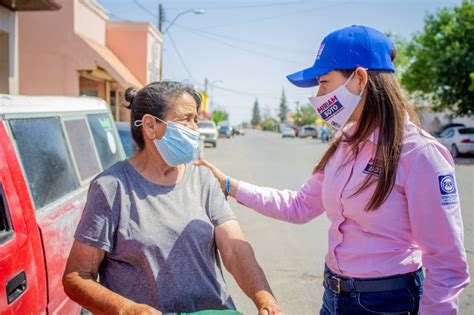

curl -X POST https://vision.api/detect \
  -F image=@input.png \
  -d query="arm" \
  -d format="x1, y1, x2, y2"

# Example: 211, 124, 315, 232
63, 241, 161, 315
215, 220, 282, 315
194, 160, 325, 224
405, 143, 470, 314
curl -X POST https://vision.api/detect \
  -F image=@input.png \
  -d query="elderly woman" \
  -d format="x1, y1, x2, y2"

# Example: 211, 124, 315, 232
63, 81, 282, 315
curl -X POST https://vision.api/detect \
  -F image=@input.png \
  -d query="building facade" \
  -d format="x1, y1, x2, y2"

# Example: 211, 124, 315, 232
17, 0, 162, 121
0, 0, 60, 94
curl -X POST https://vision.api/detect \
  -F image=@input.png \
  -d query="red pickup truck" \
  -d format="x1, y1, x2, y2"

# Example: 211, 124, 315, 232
0, 95, 125, 314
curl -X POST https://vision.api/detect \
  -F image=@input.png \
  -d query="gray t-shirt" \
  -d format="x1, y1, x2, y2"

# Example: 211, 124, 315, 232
74, 160, 237, 313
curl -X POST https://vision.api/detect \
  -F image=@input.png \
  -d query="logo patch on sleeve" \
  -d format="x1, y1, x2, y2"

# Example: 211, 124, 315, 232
439, 174, 457, 195
438, 174, 459, 206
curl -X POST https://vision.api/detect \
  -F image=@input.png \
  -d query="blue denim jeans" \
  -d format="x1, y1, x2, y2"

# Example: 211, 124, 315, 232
320, 267, 424, 315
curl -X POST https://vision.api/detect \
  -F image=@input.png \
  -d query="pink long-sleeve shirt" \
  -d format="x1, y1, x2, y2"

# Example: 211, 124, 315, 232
236, 121, 470, 314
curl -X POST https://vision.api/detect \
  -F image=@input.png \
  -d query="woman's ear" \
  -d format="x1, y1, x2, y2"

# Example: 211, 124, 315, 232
142, 115, 157, 140
355, 67, 368, 91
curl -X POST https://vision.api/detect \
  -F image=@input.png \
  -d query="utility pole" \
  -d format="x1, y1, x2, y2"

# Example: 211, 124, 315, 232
158, 3, 164, 32
158, 3, 164, 80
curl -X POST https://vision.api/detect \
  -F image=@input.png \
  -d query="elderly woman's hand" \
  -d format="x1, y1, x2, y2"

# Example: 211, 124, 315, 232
258, 303, 284, 315
193, 159, 227, 193
120, 303, 162, 315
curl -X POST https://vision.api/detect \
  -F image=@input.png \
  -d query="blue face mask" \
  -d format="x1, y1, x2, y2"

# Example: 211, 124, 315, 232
135, 116, 200, 166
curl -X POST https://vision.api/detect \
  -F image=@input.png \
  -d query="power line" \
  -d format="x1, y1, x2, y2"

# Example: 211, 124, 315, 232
108, 12, 135, 22
213, 85, 276, 99
133, 0, 158, 19
174, 23, 312, 56
174, 26, 302, 65
193, 1, 352, 30
166, 1, 306, 11
166, 30, 200, 85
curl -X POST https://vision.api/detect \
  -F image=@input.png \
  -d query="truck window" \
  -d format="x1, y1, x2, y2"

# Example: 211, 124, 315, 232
64, 119, 101, 181
87, 114, 121, 169
0, 186, 13, 244
9, 118, 79, 209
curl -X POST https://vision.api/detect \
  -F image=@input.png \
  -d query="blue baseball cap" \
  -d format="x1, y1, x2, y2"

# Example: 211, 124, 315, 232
287, 25, 395, 88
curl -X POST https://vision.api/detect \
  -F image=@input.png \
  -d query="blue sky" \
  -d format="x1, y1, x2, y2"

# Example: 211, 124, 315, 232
98, 0, 462, 124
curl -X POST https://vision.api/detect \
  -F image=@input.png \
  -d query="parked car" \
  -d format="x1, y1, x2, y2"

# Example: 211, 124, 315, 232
438, 126, 474, 157
198, 120, 218, 148
298, 125, 318, 138
281, 127, 296, 138
116, 121, 138, 157
218, 125, 233, 138
435, 123, 466, 137
232, 126, 245, 136
0, 95, 125, 314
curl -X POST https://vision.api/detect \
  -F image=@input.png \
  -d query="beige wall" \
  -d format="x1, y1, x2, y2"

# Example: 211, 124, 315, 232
0, 6, 18, 94
18, 1, 78, 96
107, 22, 162, 85
74, 0, 107, 45
18, 0, 142, 103
106, 22, 148, 85
147, 30, 161, 83
0, 32, 8, 94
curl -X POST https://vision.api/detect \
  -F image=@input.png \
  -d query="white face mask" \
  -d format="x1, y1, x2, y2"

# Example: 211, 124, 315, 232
309, 71, 364, 130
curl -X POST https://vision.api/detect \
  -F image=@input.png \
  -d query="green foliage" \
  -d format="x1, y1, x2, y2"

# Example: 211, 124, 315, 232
212, 109, 229, 125
386, 32, 410, 77
261, 118, 275, 131
251, 98, 262, 127
241, 121, 250, 128
401, 0, 474, 116
278, 89, 289, 123
293, 103, 317, 127
470, 72, 474, 92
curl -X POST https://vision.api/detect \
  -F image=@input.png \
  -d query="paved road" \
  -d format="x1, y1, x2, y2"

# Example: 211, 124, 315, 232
203, 129, 473, 314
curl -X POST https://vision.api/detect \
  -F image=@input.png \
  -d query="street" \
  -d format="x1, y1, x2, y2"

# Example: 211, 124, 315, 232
204, 130, 474, 314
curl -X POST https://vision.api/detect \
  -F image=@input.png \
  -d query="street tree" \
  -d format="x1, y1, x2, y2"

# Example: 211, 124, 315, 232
386, 33, 410, 77
251, 98, 262, 127
261, 118, 275, 131
278, 89, 289, 123
212, 109, 229, 125
401, 0, 474, 116
293, 104, 317, 127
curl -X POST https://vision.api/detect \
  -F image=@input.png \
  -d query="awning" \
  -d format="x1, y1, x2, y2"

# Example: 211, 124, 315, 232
0, 0, 61, 11
77, 34, 143, 89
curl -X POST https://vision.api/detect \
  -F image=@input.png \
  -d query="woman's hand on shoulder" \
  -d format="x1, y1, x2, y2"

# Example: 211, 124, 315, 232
193, 159, 227, 193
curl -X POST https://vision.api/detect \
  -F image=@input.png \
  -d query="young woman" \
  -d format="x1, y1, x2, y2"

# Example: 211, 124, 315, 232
196, 25, 470, 314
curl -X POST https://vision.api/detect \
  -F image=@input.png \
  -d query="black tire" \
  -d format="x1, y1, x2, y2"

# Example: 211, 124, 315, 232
212, 142, 217, 148
451, 144, 460, 158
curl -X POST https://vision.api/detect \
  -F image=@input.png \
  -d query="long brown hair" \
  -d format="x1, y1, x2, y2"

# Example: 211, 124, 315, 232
313, 69, 420, 211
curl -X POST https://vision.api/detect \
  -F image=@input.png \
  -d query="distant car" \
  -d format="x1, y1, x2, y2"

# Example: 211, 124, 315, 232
116, 121, 137, 157
299, 125, 318, 139
281, 127, 296, 138
438, 126, 474, 157
435, 123, 466, 137
233, 126, 245, 136
219, 125, 233, 138
198, 120, 218, 148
